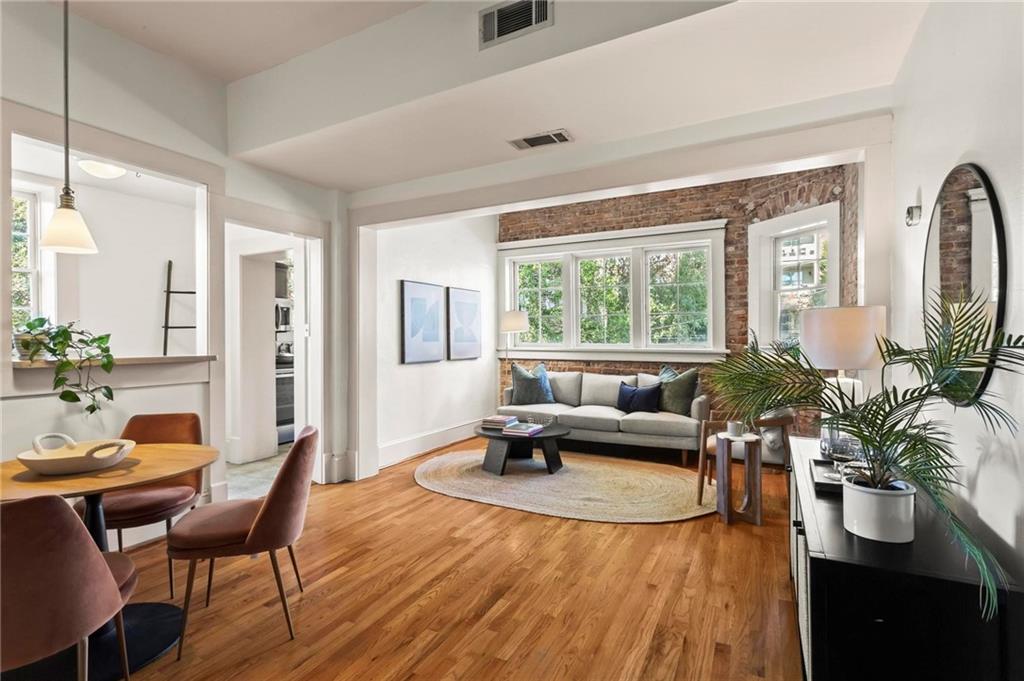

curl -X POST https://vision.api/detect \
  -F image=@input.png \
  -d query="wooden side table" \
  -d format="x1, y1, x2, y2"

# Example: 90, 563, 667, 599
714, 432, 762, 525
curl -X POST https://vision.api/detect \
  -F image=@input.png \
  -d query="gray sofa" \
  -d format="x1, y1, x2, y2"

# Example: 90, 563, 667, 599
499, 371, 709, 458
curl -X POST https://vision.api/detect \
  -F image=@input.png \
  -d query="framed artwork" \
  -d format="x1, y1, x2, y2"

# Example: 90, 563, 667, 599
447, 287, 482, 360
401, 280, 445, 364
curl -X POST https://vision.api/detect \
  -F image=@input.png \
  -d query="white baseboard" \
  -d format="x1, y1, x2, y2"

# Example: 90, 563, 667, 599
210, 480, 229, 503
378, 420, 479, 469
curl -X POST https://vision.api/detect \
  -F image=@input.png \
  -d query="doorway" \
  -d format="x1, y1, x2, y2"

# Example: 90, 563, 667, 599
224, 222, 325, 498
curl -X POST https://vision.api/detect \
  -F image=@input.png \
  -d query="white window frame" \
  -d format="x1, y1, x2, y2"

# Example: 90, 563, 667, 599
10, 190, 40, 324
574, 249, 633, 348
498, 220, 727, 362
643, 244, 713, 349
748, 202, 841, 343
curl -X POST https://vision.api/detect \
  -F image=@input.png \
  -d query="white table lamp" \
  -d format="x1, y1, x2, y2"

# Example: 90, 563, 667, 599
500, 310, 529, 361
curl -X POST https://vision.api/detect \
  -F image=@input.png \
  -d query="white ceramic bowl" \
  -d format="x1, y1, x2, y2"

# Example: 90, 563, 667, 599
17, 433, 135, 476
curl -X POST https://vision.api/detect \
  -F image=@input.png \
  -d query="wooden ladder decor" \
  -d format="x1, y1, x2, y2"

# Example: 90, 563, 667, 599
162, 259, 196, 356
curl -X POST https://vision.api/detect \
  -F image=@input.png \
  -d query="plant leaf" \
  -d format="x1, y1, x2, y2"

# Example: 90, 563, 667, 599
58, 390, 81, 403
100, 385, 114, 401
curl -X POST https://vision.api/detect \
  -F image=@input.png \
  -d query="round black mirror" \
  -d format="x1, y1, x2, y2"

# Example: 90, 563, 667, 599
922, 163, 1007, 404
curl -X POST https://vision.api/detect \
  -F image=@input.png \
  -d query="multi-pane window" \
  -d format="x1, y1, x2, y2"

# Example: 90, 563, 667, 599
774, 228, 829, 341
648, 247, 709, 345
10, 192, 38, 329
577, 255, 631, 345
516, 260, 563, 344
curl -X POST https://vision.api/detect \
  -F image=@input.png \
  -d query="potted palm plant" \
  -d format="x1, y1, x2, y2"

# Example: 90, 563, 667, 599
706, 292, 1024, 618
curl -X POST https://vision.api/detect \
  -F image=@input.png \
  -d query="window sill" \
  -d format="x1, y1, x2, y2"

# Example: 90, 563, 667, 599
498, 348, 728, 363
11, 354, 217, 369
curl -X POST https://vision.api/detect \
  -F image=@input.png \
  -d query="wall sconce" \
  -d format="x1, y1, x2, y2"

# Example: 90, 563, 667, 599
905, 205, 922, 226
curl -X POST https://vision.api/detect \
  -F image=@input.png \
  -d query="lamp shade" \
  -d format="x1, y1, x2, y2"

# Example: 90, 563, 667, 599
500, 310, 529, 334
40, 207, 98, 254
799, 305, 887, 370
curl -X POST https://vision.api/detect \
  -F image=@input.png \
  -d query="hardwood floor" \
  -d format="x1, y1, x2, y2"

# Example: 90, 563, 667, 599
129, 439, 802, 681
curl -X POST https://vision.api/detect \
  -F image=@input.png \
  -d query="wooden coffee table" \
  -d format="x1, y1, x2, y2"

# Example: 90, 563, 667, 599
474, 424, 570, 476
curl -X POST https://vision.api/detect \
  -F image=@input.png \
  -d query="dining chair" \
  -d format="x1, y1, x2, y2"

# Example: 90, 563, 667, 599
74, 412, 204, 598
168, 426, 319, 659
697, 410, 795, 505
1, 495, 136, 681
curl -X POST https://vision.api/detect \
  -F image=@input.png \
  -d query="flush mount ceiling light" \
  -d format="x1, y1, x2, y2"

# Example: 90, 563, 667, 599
77, 159, 126, 180
41, 0, 98, 255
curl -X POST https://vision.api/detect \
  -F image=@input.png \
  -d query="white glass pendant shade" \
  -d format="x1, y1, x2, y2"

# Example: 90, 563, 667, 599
41, 203, 98, 254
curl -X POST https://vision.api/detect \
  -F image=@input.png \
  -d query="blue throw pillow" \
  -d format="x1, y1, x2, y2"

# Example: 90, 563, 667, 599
511, 363, 555, 405
616, 381, 661, 413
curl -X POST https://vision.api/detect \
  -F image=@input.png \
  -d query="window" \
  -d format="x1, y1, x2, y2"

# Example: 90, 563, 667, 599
577, 254, 631, 345
10, 192, 39, 328
515, 259, 563, 344
501, 220, 727, 358
647, 247, 709, 346
748, 202, 840, 344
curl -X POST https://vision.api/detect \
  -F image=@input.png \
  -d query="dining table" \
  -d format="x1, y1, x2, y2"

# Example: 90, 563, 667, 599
1, 442, 219, 681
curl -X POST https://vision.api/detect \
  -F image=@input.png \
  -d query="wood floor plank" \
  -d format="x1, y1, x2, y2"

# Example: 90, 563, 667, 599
127, 439, 801, 681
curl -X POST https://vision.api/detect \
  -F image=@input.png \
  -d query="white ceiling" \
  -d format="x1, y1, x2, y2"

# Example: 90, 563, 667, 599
70, 1, 424, 82
237, 1, 926, 191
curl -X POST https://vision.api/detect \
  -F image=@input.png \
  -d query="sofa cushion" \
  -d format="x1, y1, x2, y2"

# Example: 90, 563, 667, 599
581, 373, 636, 407
620, 411, 700, 438
616, 382, 662, 413
548, 371, 583, 407
497, 402, 574, 425
559, 405, 625, 432
637, 372, 661, 388
655, 366, 699, 416
511, 363, 555, 405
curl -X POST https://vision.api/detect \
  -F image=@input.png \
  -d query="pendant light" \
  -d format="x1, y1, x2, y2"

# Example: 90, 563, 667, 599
40, 0, 97, 254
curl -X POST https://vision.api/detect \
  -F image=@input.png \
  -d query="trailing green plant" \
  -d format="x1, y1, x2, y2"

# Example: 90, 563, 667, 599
705, 291, 1024, 619
18, 317, 116, 415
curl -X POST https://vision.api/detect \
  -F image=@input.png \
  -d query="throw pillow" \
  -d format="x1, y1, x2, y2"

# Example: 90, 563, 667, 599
616, 382, 662, 413
657, 365, 699, 416
510, 363, 555, 405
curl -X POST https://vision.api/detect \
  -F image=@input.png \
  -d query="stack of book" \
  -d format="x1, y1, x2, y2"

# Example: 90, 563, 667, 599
502, 422, 544, 437
482, 415, 518, 429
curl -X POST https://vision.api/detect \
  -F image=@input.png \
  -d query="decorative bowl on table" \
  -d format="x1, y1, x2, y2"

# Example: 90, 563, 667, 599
17, 433, 135, 476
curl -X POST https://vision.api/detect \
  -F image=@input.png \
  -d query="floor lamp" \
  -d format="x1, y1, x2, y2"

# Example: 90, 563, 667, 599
500, 310, 529, 362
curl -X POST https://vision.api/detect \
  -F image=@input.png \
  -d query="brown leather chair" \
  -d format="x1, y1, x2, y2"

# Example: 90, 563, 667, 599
168, 426, 319, 659
1, 495, 136, 680
697, 411, 794, 505
74, 412, 203, 598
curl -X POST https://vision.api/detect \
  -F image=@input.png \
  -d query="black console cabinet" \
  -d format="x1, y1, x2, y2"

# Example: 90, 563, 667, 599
787, 438, 1022, 681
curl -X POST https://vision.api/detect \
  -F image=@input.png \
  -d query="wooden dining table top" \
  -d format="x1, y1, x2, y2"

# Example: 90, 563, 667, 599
0, 443, 219, 500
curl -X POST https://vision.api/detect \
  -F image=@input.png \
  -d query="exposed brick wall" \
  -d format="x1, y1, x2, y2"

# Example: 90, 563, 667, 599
497, 164, 861, 437
937, 166, 981, 300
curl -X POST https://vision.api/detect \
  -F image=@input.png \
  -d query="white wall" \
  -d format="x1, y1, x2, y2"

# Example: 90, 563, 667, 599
375, 215, 498, 467
891, 2, 1024, 579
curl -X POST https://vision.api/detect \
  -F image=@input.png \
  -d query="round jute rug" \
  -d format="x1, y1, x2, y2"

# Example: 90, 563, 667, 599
414, 450, 717, 524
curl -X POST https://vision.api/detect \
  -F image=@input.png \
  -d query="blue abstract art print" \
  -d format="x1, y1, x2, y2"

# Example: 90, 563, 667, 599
446, 287, 482, 360
401, 280, 445, 363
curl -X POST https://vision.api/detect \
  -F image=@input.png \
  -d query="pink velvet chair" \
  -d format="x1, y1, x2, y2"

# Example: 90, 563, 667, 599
1, 495, 136, 680
168, 426, 319, 659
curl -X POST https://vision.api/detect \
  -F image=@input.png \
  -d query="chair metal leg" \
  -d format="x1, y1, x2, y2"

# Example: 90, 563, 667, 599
268, 550, 295, 640
166, 518, 175, 599
76, 637, 88, 681
205, 558, 215, 607
177, 559, 197, 661
117, 528, 123, 553
287, 545, 303, 593
115, 610, 130, 680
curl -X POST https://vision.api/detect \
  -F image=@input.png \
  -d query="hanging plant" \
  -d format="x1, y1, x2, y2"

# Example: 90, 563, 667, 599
18, 317, 116, 415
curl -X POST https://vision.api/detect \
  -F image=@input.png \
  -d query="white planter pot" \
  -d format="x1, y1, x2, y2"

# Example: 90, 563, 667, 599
842, 477, 916, 543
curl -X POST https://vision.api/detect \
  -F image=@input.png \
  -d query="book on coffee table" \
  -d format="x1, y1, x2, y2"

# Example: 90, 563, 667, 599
482, 415, 518, 428
502, 422, 543, 437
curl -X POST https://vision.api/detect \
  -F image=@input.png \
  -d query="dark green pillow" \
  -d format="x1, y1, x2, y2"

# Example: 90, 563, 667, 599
511, 363, 555, 405
658, 365, 699, 415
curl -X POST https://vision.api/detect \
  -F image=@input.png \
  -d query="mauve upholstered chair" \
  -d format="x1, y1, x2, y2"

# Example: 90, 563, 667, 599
1, 495, 136, 680
168, 426, 319, 659
73, 412, 204, 598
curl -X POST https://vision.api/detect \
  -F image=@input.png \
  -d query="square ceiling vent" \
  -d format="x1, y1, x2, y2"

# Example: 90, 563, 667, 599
480, 0, 553, 49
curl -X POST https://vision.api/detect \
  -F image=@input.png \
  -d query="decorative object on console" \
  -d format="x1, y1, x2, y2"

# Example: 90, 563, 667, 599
706, 294, 1024, 617
17, 317, 116, 415
509, 362, 555, 405
616, 382, 661, 414
401, 280, 445, 364
499, 309, 529, 361
17, 433, 134, 475
40, 0, 97, 255
446, 287, 482, 360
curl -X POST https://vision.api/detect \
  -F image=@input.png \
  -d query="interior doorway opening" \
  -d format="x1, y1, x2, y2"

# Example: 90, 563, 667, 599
224, 221, 325, 498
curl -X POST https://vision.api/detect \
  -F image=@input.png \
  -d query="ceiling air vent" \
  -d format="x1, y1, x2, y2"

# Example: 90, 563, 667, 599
480, 0, 554, 49
508, 128, 573, 151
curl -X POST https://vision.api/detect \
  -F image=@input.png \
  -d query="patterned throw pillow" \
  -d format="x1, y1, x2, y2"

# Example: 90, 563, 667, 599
510, 363, 555, 405
616, 382, 662, 413
658, 365, 699, 415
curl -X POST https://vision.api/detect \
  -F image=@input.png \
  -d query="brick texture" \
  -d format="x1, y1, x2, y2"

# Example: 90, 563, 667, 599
497, 165, 861, 437
936, 166, 981, 300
